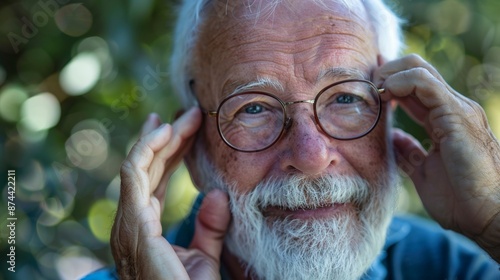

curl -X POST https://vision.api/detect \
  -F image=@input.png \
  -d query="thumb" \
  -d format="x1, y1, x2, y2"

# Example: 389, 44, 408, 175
189, 189, 231, 262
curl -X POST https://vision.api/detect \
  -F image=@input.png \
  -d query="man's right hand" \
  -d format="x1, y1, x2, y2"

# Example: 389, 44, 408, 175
110, 107, 231, 279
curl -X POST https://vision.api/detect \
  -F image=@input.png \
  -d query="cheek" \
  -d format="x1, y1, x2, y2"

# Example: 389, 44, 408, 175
339, 122, 391, 184
204, 123, 269, 192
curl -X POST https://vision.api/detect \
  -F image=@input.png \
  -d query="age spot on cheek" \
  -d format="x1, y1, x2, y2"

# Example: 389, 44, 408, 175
219, 151, 239, 174
224, 151, 236, 164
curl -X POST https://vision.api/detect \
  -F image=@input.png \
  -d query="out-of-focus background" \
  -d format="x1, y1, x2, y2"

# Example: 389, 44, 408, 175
0, 0, 499, 279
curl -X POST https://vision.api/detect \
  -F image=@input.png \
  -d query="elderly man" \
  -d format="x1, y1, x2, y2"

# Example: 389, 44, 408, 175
86, 0, 500, 279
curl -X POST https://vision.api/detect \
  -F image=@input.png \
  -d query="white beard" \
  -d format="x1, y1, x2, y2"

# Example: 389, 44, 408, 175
192, 143, 399, 280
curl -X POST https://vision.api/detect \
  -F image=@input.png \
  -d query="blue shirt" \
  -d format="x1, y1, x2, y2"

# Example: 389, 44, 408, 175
84, 195, 500, 279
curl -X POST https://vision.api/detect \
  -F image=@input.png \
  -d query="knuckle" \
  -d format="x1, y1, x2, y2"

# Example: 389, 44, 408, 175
134, 137, 149, 152
456, 98, 491, 142
468, 98, 483, 112
401, 67, 431, 83
405, 53, 425, 66
120, 160, 135, 177
460, 96, 485, 117
412, 67, 431, 79
467, 100, 488, 124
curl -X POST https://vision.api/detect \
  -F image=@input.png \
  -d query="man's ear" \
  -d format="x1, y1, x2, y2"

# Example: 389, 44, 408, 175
184, 137, 205, 193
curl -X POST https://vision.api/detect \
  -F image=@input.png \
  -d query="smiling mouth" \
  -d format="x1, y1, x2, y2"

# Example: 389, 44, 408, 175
261, 203, 353, 220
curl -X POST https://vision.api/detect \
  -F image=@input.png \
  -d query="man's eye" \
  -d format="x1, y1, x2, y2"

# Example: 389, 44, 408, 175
336, 94, 361, 104
244, 104, 264, 114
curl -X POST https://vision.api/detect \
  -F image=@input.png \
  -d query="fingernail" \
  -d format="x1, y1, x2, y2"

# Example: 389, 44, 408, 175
158, 123, 167, 129
154, 123, 167, 134
147, 113, 158, 123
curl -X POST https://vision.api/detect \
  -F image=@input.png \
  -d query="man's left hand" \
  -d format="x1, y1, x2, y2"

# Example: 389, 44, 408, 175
374, 54, 500, 261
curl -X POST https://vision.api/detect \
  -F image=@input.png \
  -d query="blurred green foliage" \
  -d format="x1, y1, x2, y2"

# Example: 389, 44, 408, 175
0, 0, 499, 279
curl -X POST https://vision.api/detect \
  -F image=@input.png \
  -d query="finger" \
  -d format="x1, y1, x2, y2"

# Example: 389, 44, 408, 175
392, 128, 427, 187
384, 67, 452, 108
172, 107, 202, 144
189, 189, 231, 262
150, 107, 202, 208
154, 134, 197, 210
120, 124, 173, 205
137, 237, 190, 279
373, 54, 446, 87
374, 54, 469, 105
389, 95, 429, 126
141, 113, 162, 137
148, 107, 202, 189
126, 124, 174, 172
382, 68, 466, 139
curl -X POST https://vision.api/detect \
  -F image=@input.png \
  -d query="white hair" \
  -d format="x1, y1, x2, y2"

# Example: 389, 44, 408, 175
169, 0, 404, 108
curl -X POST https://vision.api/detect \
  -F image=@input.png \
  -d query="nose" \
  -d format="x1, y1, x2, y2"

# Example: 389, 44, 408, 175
280, 108, 340, 176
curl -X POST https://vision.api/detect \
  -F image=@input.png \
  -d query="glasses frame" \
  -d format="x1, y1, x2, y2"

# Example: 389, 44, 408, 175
202, 79, 385, 152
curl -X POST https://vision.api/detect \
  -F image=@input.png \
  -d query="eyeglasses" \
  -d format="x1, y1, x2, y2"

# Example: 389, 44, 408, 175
202, 79, 384, 152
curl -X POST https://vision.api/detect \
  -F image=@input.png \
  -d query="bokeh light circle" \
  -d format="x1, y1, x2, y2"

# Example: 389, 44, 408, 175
0, 85, 29, 122
88, 199, 117, 242
65, 129, 109, 170
20, 92, 61, 131
55, 4, 93, 37
60, 52, 101, 96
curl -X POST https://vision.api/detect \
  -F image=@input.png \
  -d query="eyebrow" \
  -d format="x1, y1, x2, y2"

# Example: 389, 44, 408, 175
228, 76, 285, 96
316, 67, 368, 82
225, 67, 367, 97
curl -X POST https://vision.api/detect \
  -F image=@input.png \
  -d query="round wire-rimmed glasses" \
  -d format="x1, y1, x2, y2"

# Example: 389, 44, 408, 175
202, 79, 384, 152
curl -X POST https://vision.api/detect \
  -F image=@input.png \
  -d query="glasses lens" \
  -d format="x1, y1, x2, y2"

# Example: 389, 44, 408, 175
315, 80, 380, 139
218, 93, 285, 151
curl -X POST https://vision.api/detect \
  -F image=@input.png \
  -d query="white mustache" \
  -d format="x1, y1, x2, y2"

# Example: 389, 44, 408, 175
230, 174, 371, 212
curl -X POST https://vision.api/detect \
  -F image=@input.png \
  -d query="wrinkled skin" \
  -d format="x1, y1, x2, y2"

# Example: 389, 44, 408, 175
374, 55, 500, 257
110, 1, 500, 279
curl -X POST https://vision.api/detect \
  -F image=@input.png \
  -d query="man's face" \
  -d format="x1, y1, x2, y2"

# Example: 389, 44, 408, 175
189, 1, 397, 279
193, 0, 390, 198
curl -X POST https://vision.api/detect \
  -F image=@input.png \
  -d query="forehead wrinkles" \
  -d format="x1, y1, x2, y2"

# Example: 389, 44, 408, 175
193, 2, 377, 103
202, 13, 373, 61
198, 0, 375, 57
